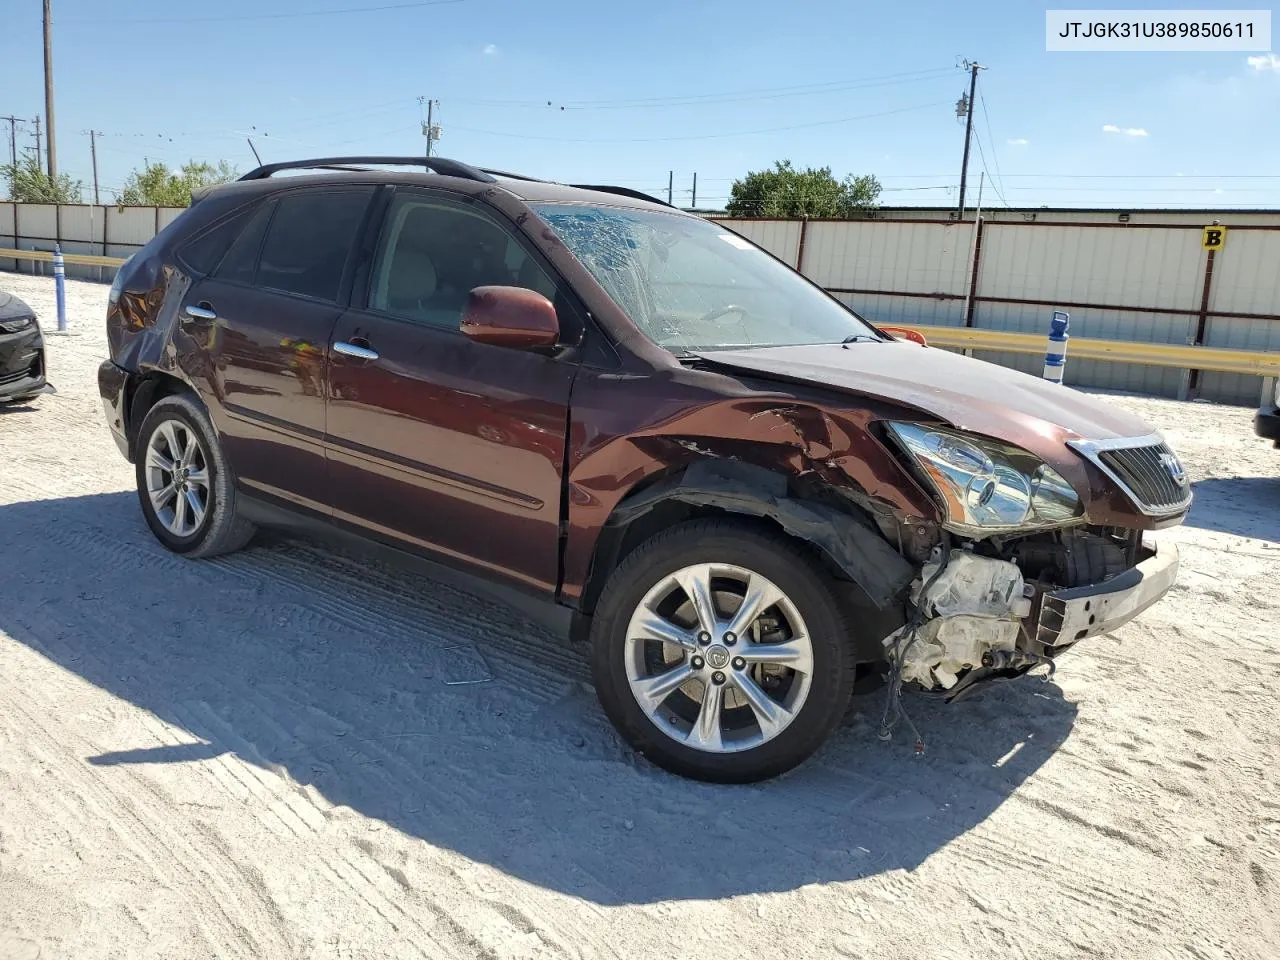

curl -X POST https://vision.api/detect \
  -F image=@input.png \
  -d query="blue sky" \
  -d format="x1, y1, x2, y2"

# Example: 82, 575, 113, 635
2, 0, 1278, 209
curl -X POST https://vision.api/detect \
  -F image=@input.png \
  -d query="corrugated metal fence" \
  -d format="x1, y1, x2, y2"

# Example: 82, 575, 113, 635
0, 201, 186, 281
710, 215, 1280, 405
3, 202, 1277, 404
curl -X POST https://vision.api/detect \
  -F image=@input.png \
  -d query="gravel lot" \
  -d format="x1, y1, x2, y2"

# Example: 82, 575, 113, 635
2, 271, 1279, 960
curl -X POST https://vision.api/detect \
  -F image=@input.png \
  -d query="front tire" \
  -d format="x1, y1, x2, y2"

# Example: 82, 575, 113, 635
135, 393, 255, 558
590, 519, 857, 783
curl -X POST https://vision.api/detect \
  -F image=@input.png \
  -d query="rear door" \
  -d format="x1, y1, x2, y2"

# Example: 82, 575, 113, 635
324, 188, 580, 593
179, 186, 375, 511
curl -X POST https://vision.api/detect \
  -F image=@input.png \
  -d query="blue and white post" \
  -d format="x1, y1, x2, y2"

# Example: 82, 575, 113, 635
53, 245, 68, 333
1042, 310, 1069, 384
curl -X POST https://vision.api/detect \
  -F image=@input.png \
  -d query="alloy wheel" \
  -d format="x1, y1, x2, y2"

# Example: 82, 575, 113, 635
143, 419, 210, 538
623, 563, 814, 754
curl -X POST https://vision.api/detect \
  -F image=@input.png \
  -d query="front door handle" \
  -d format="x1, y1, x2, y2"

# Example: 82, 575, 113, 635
333, 339, 380, 361
184, 302, 217, 322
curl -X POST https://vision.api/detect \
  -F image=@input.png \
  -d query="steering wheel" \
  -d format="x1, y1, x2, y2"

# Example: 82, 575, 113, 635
696, 304, 748, 325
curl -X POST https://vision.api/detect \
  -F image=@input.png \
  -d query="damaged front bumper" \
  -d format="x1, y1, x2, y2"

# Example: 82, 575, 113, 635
889, 539, 1180, 703
1035, 539, 1179, 651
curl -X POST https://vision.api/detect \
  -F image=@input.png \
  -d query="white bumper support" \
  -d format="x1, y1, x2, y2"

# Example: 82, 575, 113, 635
1036, 541, 1180, 648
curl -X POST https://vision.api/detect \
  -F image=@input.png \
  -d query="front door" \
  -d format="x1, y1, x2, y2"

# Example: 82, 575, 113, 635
324, 189, 578, 594
183, 186, 375, 510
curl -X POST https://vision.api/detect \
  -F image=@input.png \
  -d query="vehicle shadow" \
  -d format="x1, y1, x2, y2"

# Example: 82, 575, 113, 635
0, 492, 1077, 905
1184, 476, 1280, 542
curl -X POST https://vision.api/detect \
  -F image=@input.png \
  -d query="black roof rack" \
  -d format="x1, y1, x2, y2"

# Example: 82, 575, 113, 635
479, 168, 549, 183
568, 184, 672, 207
238, 156, 498, 183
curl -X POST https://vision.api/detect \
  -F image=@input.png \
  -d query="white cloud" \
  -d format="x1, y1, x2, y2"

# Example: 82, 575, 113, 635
1247, 52, 1280, 71
483, 43, 499, 56
1102, 124, 1149, 137
1006, 138, 1029, 146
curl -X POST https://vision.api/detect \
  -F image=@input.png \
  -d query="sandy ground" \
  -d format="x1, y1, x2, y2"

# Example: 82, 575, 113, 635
1, 271, 1278, 960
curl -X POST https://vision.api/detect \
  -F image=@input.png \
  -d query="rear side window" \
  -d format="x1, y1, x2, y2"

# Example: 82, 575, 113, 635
178, 206, 255, 275
256, 189, 374, 302
215, 202, 273, 285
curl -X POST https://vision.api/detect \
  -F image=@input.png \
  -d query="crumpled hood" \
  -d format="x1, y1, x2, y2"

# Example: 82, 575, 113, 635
692, 341, 1156, 445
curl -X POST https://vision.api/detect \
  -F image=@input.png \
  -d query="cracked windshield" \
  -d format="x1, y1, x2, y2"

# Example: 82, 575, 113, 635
533, 204, 879, 353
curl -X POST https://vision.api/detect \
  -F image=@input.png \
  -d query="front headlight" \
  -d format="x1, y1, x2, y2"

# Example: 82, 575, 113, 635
887, 422, 1083, 535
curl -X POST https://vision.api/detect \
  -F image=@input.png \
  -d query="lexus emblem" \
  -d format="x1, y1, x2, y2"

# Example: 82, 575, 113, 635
1160, 451, 1188, 487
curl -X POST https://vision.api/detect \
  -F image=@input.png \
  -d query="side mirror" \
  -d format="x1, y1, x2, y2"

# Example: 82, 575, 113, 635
878, 325, 928, 347
460, 285, 559, 350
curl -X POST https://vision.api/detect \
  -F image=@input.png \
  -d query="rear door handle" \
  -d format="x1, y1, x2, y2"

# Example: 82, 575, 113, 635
333, 340, 379, 361
184, 302, 217, 322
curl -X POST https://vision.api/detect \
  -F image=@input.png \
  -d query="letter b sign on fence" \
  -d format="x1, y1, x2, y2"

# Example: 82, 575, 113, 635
1201, 225, 1228, 251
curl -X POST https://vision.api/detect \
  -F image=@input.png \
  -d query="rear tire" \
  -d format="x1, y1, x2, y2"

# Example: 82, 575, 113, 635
135, 393, 255, 558
590, 519, 857, 783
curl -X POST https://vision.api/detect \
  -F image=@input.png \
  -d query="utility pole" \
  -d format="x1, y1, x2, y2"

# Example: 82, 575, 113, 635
86, 129, 102, 204
43, 0, 57, 180
419, 97, 440, 158
32, 116, 43, 170
956, 60, 984, 221
667, 170, 673, 205
2, 116, 20, 171
691, 172, 697, 209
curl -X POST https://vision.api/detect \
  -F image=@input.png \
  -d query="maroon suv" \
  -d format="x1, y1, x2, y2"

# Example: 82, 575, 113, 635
98, 157, 1189, 782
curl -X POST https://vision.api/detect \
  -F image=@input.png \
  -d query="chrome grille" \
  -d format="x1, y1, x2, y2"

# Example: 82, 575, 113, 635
1071, 437, 1192, 516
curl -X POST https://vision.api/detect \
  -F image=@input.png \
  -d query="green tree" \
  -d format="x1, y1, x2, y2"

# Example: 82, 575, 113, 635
725, 160, 881, 218
119, 160, 238, 207
2, 149, 83, 203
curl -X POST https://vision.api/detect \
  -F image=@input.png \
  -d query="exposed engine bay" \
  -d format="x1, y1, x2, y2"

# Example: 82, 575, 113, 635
883, 526, 1142, 695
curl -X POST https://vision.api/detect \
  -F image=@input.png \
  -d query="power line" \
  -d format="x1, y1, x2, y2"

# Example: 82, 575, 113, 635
971, 129, 1011, 208
976, 81, 1007, 204
453, 67, 954, 109
871, 173, 1280, 180
67, 0, 466, 25
449, 101, 950, 143
454, 67, 958, 111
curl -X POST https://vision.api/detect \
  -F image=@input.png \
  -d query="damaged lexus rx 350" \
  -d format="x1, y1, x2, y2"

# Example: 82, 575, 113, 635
97, 157, 1189, 783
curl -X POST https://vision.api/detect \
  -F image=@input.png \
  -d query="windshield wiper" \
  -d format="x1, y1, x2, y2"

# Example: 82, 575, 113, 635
840, 334, 879, 344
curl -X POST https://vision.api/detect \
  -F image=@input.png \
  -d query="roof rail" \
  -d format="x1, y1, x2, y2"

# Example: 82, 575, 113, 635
238, 156, 498, 183
568, 184, 672, 207
479, 168, 548, 183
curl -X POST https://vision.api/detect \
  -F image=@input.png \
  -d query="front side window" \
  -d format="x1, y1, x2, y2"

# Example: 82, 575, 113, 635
369, 192, 559, 330
254, 188, 374, 302
532, 203, 880, 354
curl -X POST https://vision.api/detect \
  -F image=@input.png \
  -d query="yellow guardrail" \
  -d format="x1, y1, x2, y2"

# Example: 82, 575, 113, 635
0, 247, 127, 269
1, 246, 1276, 378
905, 324, 1280, 378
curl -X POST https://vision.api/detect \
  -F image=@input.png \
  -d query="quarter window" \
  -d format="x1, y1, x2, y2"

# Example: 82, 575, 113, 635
179, 206, 254, 275
214, 202, 273, 285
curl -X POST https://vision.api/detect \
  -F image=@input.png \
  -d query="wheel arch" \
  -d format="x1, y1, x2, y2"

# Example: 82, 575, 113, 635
578, 458, 917, 623
125, 370, 200, 461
